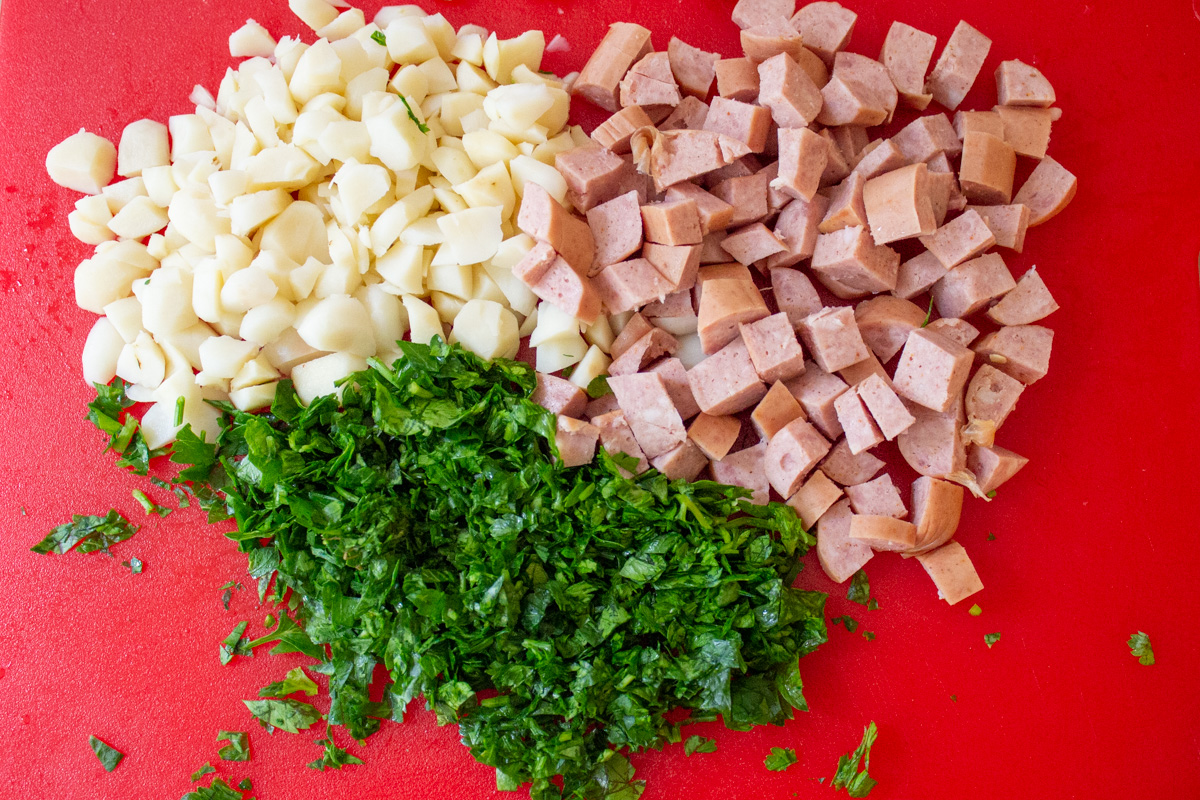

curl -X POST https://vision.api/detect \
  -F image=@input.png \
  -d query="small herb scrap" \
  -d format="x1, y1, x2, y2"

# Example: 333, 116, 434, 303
586, 374, 612, 399
921, 297, 934, 327
986, 490, 997, 499
370, 29, 386, 47
190, 762, 216, 781
132, 489, 171, 517
832, 721, 877, 797
949, 694, 957, 703
862, 631, 875, 641
219, 581, 243, 611
866, 597, 880, 611
968, 604, 982, 616
307, 736, 364, 771
243, 699, 323, 734
683, 735, 717, 756
237, 779, 252, 791
121, 556, 144, 574
181, 777, 244, 800
765, 746, 798, 771
86, 379, 166, 475
259, 666, 319, 698
89, 735, 124, 772
397, 95, 430, 133
217, 730, 250, 762
174, 396, 186, 427
219, 622, 251, 665
847, 570, 872, 606
831, 615, 859, 633
1127, 631, 1155, 665
986, 532, 996, 541
244, 610, 325, 661
31, 510, 138, 555
984, 632, 1001, 648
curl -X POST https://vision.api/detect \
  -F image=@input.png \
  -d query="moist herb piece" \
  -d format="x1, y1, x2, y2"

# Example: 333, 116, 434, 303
986, 532, 996, 541
121, 556, 144, 574
950, 694, 957, 702
831, 615, 859, 633
245, 611, 325, 660
968, 604, 982, 616
921, 297, 934, 327
89, 735, 124, 772
765, 747, 798, 771
1127, 631, 1155, 665
243, 699, 323, 734
219, 622, 251, 665
219, 581, 243, 611
398, 95, 430, 133
370, 30, 386, 47
307, 737, 364, 771
190, 762, 216, 781
586, 374, 612, 398
259, 666, 319, 697
237, 778, 252, 791
217, 730, 250, 762
847, 570, 872, 606
866, 597, 880, 611
862, 631, 875, 641
986, 490, 997, 498
31, 510, 138, 555
832, 721, 877, 797
173, 485, 192, 508
683, 735, 717, 756
181, 777, 243, 800
132, 489, 171, 517
984, 632, 1001, 648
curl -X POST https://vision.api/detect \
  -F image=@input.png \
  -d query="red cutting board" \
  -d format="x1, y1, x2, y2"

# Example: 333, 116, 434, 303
1, 1, 1198, 798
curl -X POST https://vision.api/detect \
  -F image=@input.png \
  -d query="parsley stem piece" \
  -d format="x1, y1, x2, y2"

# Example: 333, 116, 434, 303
832, 721, 877, 797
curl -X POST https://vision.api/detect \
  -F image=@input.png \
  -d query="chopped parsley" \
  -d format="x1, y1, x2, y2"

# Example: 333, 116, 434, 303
121, 556, 144, 574
831, 615, 859, 633
31, 510, 137, 555
847, 569, 872, 606
683, 735, 717, 756
217, 730, 250, 762
1127, 631, 1155, 665
920, 297, 934, 327
832, 721, 877, 797
968, 604, 982, 616
984, 632, 1001, 648
866, 597, 880, 611
986, 532, 996, 541
950, 694, 957, 702
89, 735, 124, 772
586, 374, 612, 398
986, 490, 997, 498
219, 581, 243, 611
307, 736, 364, 771
765, 746, 798, 771
219, 622, 251, 665
190, 762, 216, 781
243, 699, 323, 734
132, 488, 171, 517
862, 631, 875, 641
259, 666, 318, 698
397, 95, 430, 133
181, 777, 243, 800
86, 379, 166, 475
370, 30, 386, 47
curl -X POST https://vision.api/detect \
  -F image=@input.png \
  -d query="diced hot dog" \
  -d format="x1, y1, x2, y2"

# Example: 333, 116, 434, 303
995, 59, 1056, 107
924, 317, 979, 349
592, 258, 675, 314
967, 443, 1029, 494
642, 198, 703, 246
863, 163, 937, 245
715, 57, 762, 101
608, 327, 679, 376
880, 21, 936, 110
520, 254, 603, 326
643, 243, 703, 293
972, 324, 1053, 384
703, 96, 773, 153
586, 191, 644, 272
785, 359, 849, 439
720, 222, 786, 266
732, 0, 797, 30
758, 53, 823, 128
630, 128, 749, 192
765, 417, 832, 497
557, 144, 628, 212
688, 412, 742, 460
791, 1, 858, 66
710, 171, 772, 227
608, 372, 687, 457
954, 109, 1004, 140
915, 540, 983, 604
668, 37, 720, 99
834, 387, 884, 454
574, 22, 654, 112
891, 113, 962, 162
555, 417, 600, 467
853, 294, 926, 363
844, 473, 907, 518
741, 312, 807, 383
820, 172, 869, 233
771, 267, 823, 326
651, 439, 709, 481
966, 203, 1031, 252
591, 106, 656, 154
905, 475, 964, 554
799, 305, 871, 373
696, 275, 768, 353
818, 129, 852, 186
660, 96, 711, 131
850, 515, 917, 551
751, 379, 806, 439
811, 226, 901, 297
986, 267, 1058, 326
897, 399, 967, 478
686, 336, 769, 414
931, 252, 1016, 319
959, 131, 1016, 204
620, 52, 682, 108
787, 469, 844, 527
711, 442, 771, 504
1012, 155, 1077, 227
892, 250, 947, 300
818, 52, 897, 126
773, 127, 827, 202
664, 182, 736, 233
816, 498, 874, 583
765, 194, 830, 269
512, 240, 559, 285
533, 372, 588, 417
920, 209, 996, 272
850, 139, 908, 181
610, 312, 654, 360
648, 356, 701, 419
585, 393, 621, 421
925, 20, 992, 111
926, 169, 965, 227
741, 17, 807, 64
856, 372, 916, 440
993, 105, 1054, 160
965, 363, 1024, 428
818, 437, 884, 485
838, 350, 890, 387
893, 327, 974, 413
518, 182, 596, 274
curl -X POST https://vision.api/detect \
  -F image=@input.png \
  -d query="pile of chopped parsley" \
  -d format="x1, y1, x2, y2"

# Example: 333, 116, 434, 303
170, 340, 828, 799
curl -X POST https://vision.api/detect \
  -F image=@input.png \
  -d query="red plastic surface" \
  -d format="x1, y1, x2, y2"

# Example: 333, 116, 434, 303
1, 1, 1199, 798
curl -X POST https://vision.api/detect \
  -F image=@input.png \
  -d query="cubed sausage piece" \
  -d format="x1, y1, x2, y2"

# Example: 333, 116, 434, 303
765, 417, 832, 498
915, 540, 983, 605
844, 473, 907, 518
665, 182, 735, 234
585, 393, 620, 420
651, 439, 709, 481
897, 400, 967, 478
758, 163, 796, 214
817, 53, 897, 127
741, 17, 807, 64
1013, 155, 1077, 227
966, 204, 1031, 252
819, 172, 869, 233
996, 59, 1056, 107
608, 328, 679, 376
533, 372, 588, 417
525, 256, 603, 326
715, 57, 762, 101
787, 469, 843, 527
711, 442, 771, 504
704, 153, 763, 186
839, 350, 890, 387
986, 267, 1058, 326
785, 360, 849, 439
799, 306, 871, 373
696, 261, 755, 291
633, 128, 750, 193
732, 0, 796, 30
592, 258, 675, 314
794, 47, 832, 89
829, 125, 870, 162
892, 250, 947, 300
905, 476, 964, 554
765, 194, 830, 269
642, 289, 695, 333
696, 276, 768, 353
688, 412, 742, 460
931, 252, 1016, 319
573, 22, 654, 112
721, 223, 786, 266
710, 171, 772, 227
811, 226, 901, 297
857, 372, 916, 439
592, 409, 650, 474
973, 324, 1053, 384
752, 380, 806, 439
893, 328, 974, 413
926, 170, 964, 227
614, 154, 653, 203
854, 295, 926, 363
643, 243, 702, 293
620, 52, 682, 108
668, 37, 720, 99
771, 267, 823, 327
741, 312, 807, 383
557, 145, 628, 212
611, 312, 654, 360
850, 139, 908, 181
772, 128, 826, 202
954, 109, 1004, 140
849, 515, 917, 552
513, 240, 560, 285
965, 363, 1023, 428
518, 183, 596, 274
880, 21, 936, 110
700, 233, 732, 264
608, 372, 687, 458
555, 417, 600, 467
924, 20, 992, 111
816, 498, 873, 583
959, 131, 1016, 204
891, 113, 962, 162
926, 151, 954, 173
863, 163, 937, 245
925, 317, 979, 348
704, 96, 772, 153
792, 1, 858, 66
586, 191, 644, 272
591, 106, 656, 155
661, 96, 711, 131
968, 443, 1029, 494
993, 105, 1053, 160
819, 129, 852, 186
758, 53, 823, 128
818, 437, 884, 486
918, 209, 996, 271
687, 336, 768, 415
833, 388, 883, 454
648, 357, 701, 419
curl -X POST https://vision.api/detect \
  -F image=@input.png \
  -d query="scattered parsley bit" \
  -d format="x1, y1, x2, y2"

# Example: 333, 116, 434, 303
764, 747, 798, 772
950, 694, 957, 702
243, 698, 323, 734
219, 581, 243, 611
986, 490, 997, 498
847, 569, 872, 606
86, 379, 166, 475
174, 396, 186, 427
244, 610, 325, 660
181, 777, 243, 800
217, 730, 250, 762
866, 597, 880, 611
190, 762, 216, 781
307, 736, 364, 771
968, 604, 982, 616
986, 532, 996, 541
831, 615, 859, 633
173, 484, 192, 508
920, 297, 934, 327
20, 506, 27, 515
370, 30, 386, 47
832, 722, 877, 797
1127, 631, 1155, 665
89, 735, 124, 772
132, 488, 171, 517
397, 95, 430, 133
984, 632, 1001, 648
237, 778, 252, 791
219, 622, 251, 665
121, 556, 144, 574
31, 510, 138, 555
586, 374, 612, 398
259, 666, 319, 698
862, 631, 875, 641
683, 735, 717, 756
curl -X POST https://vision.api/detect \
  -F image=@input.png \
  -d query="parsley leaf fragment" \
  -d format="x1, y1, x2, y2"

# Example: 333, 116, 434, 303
307, 736, 364, 771
683, 735, 717, 756
1127, 631, 1155, 665
968, 604, 982, 616
370, 30, 386, 47
259, 666, 319, 697
862, 631, 875, 641
921, 297, 934, 327
765, 746, 798, 771
181, 777, 244, 800
586, 374, 612, 399
219, 622, 251, 665
847, 570, 872, 606
397, 95, 430, 133
243, 699, 323, 734
31, 510, 137, 555
244, 610, 325, 660
89, 735, 124, 772
832, 721, 877, 797
219, 581, 243, 611
190, 763, 216, 781
133, 489, 172, 517
831, 615, 858, 633
217, 730, 250, 762
984, 632, 1001, 648
121, 556, 144, 574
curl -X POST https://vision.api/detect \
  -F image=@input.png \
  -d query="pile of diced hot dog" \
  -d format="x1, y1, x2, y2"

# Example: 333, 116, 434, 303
516, 0, 1075, 606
